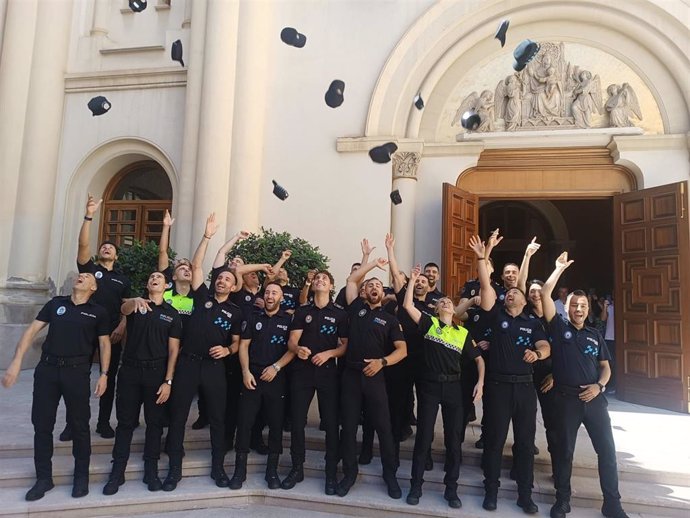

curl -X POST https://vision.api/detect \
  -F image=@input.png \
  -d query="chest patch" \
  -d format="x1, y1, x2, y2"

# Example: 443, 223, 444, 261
358, 309, 367, 317
564, 330, 573, 340
256, 322, 263, 331
373, 317, 387, 326
305, 315, 313, 324
159, 313, 173, 323
245, 295, 251, 302
95, 271, 103, 279
205, 301, 213, 309
501, 321, 509, 329
56, 306, 66, 316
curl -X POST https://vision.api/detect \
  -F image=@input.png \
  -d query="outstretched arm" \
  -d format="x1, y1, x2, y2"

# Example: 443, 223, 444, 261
265, 250, 291, 284
402, 265, 422, 324
517, 237, 540, 293
158, 210, 174, 272
385, 234, 406, 293
542, 252, 574, 323
191, 213, 219, 291
212, 230, 250, 269
2, 320, 48, 388
455, 295, 480, 319
469, 230, 501, 310
78, 194, 102, 265
345, 257, 388, 305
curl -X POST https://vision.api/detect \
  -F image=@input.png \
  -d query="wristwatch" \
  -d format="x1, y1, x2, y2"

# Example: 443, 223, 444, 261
272, 363, 281, 372
380, 357, 388, 367
100, 370, 108, 377
165, 379, 173, 386
597, 382, 606, 393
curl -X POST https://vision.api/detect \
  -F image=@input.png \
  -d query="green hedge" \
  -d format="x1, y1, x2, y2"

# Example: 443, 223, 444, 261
115, 240, 176, 295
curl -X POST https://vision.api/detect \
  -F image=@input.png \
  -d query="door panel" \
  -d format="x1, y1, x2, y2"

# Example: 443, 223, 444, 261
441, 183, 478, 300
613, 181, 690, 413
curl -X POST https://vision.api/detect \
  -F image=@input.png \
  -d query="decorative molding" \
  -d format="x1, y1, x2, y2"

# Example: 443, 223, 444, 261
608, 134, 688, 158
336, 137, 424, 154
100, 44, 166, 55
65, 68, 187, 93
392, 152, 421, 181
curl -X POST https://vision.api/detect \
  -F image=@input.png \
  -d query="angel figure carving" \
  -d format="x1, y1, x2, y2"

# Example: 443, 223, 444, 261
605, 83, 642, 127
495, 75, 522, 130
570, 70, 602, 128
453, 90, 495, 131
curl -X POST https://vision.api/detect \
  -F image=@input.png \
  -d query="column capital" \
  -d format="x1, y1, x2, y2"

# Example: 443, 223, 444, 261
392, 151, 421, 181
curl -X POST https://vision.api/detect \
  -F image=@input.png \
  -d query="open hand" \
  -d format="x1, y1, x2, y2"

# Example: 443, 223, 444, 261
85, 193, 103, 217
163, 209, 174, 227
156, 383, 171, 404
525, 236, 540, 257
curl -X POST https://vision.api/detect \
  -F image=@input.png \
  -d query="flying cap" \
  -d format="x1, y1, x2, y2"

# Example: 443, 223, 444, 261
88, 96, 111, 116
325, 80, 345, 108
368, 142, 398, 164
390, 189, 402, 205
129, 0, 146, 13
460, 110, 481, 131
171, 39, 184, 67
272, 180, 289, 201
513, 39, 539, 71
280, 27, 307, 48
413, 93, 424, 110
495, 20, 509, 47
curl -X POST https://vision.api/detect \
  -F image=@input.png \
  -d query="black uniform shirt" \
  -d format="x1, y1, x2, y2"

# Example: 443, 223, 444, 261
77, 259, 131, 332
549, 317, 611, 387
345, 298, 405, 363
290, 302, 348, 369
36, 296, 110, 356
425, 287, 446, 306
482, 303, 548, 376
280, 286, 302, 312
182, 283, 243, 356
461, 279, 508, 343
241, 308, 292, 370
396, 286, 433, 357
528, 310, 553, 383
230, 287, 261, 319
334, 286, 347, 308
124, 301, 182, 360
417, 313, 479, 376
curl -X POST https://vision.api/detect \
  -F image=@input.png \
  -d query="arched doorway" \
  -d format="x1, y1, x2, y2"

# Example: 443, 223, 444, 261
100, 160, 172, 248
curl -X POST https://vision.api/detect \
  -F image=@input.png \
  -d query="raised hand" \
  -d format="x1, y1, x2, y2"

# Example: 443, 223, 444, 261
306, 269, 316, 282
468, 235, 486, 258
361, 238, 375, 256
385, 233, 395, 250
555, 251, 574, 271
236, 230, 250, 240
486, 228, 503, 251
410, 264, 422, 280
525, 236, 540, 257
204, 212, 219, 238
163, 209, 175, 227
85, 193, 103, 217
281, 250, 292, 261
375, 257, 389, 270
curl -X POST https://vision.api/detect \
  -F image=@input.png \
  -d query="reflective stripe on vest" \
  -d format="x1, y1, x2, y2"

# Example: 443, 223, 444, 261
164, 289, 194, 316
423, 316, 469, 355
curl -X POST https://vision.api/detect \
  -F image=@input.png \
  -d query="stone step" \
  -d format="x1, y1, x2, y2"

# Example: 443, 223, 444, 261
2, 449, 688, 517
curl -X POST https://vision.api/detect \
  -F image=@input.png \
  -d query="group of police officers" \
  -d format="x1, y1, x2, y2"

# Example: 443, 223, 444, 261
1, 195, 629, 518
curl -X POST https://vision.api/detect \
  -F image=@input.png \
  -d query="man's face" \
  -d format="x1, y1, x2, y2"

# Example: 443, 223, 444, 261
98, 243, 117, 262
173, 262, 192, 282
502, 264, 519, 288
528, 283, 542, 305
435, 297, 454, 315
147, 272, 166, 295
229, 256, 244, 271
277, 267, 289, 284
504, 287, 527, 311
424, 266, 439, 286
214, 271, 236, 295
243, 271, 259, 289
364, 279, 384, 305
74, 272, 97, 293
313, 272, 332, 293
568, 295, 589, 327
263, 284, 283, 312
413, 275, 430, 297
558, 287, 569, 302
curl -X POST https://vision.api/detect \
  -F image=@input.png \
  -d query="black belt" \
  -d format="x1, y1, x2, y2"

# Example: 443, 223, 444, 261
420, 373, 461, 383
40, 353, 91, 367
555, 384, 583, 396
122, 357, 167, 369
181, 351, 218, 362
346, 360, 365, 370
489, 373, 533, 383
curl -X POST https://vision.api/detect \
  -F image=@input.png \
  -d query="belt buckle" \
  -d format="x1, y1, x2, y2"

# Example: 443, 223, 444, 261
57, 358, 66, 367
510, 375, 518, 383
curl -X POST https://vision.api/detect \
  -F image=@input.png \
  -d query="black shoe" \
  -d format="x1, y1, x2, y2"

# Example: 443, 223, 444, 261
534, 444, 540, 455
143, 460, 162, 492
25, 479, 54, 501
59, 424, 72, 442
475, 437, 484, 449
383, 475, 402, 499
517, 495, 539, 514
325, 475, 337, 495
602, 502, 629, 518
424, 451, 433, 471
400, 425, 413, 442
211, 465, 230, 488
550, 500, 571, 518
72, 478, 89, 498
444, 487, 462, 509
265, 454, 281, 490
102, 473, 125, 495
162, 462, 182, 492
358, 449, 372, 465
483, 491, 498, 511
336, 475, 356, 497
96, 422, 115, 439
280, 464, 304, 490
191, 415, 208, 430
229, 453, 248, 490
406, 485, 422, 505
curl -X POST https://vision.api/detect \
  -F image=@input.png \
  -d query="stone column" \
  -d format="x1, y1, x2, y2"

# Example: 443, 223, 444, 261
90, 0, 109, 36
390, 151, 421, 273
0, 0, 9, 53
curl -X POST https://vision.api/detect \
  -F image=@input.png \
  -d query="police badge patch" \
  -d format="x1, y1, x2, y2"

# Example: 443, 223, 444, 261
305, 315, 312, 324
564, 331, 573, 340
501, 321, 509, 329
256, 322, 263, 331
95, 271, 103, 279
205, 301, 213, 309
358, 309, 367, 317
56, 306, 66, 316
245, 295, 251, 302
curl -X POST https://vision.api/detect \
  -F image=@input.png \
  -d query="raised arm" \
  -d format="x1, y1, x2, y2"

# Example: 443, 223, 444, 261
78, 194, 102, 265
402, 265, 423, 324
385, 233, 405, 293
266, 250, 291, 283
345, 257, 388, 305
212, 230, 250, 269
542, 251, 574, 323
455, 295, 480, 319
517, 236, 541, 293
468, 235, 496, 310
2, 320, 48, 388
191, 213, 219, 290
360, 238, 375, 266
158, 210, 174, 272
299, 270, 315, 305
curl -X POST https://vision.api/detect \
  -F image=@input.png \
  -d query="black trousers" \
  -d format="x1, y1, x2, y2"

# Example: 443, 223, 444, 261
411, 379, 464, 490
167, 355, 227, 463
551, 390, 621, 504
97, 341, 121, 426
482, 380, 536, 496
112, 363, 167, 464
290, 362, 340, 472
32, 361, 91, 480
340, 367, 397, 478
236, 369, 286, 454
224, 355, 242, 448
460, 357, 479, 442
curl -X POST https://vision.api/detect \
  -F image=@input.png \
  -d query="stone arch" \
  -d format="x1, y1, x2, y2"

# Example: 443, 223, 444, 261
365, 0, 690, 138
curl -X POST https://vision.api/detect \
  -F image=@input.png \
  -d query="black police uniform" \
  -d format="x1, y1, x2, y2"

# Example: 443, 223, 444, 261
480, 303, 547, 499
77, 259, 131, 431
235, 308, 292, 455
548, 317, 622, 510
340, 298, 405, 485
411, 313, 480, 495
32, 296, 109, 484
424, 287, 445, 307
528, 310, 556, 457
288, 302, 348, 477
280, 286, 301, 313
111, 302, 182, 472
166, 283, 243, 477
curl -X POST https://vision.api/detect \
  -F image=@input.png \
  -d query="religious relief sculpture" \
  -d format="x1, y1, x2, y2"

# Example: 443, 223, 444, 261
605, 83, 642, 127
570, 70, 603, 128
453, 90, 496, 131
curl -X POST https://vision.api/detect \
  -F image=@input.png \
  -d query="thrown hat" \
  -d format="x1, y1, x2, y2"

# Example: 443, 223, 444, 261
88, 96, 111, 116
495, 20, 509, 47
272, 180, 289, 201
390, 189, 402, 205
325, 80, 345, 108
513, 39, 539, 71
280, 27, 307, 48
368, 142, 398, 164
413, 93, 424, 110
460, 110, 481, 131
171, 39, 184, 67
128, 0, 147, 13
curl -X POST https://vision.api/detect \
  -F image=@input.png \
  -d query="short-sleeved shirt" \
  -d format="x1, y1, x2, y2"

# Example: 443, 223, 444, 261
396, 286, 434, 357
182, 283, 243, 356
345, 298, 405, 364
290, 302, 348, 370
280, 286, 302, 312
334, 286, 347, 308
527, 310, 552, 383
481, 303, 548, 376
160, 266, 195, 326
418, 313, 479, 376
549, 317, 611, 387
123, 301, 183, 360
460, 279, 508, 343
77, 259, 131, 332
241, 309, 292, 370
36, 296, 110, 356
425, 287, 446, 306
230, 287, 261, 319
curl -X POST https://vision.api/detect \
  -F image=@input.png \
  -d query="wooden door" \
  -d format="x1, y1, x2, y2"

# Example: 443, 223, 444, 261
101, 201, 170, 248
442, 183, 478, 300
613, 181, 690, 413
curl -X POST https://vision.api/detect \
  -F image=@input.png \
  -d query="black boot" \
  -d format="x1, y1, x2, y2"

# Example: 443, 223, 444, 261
265, 453, 281, 489
517, 494, 539, 514
143, 460, 162, 492
444, 486, 462, 509
58, 424, 72, 442
335, 474, 356, 497
25, 479, 54, 501
483, 488, 498, 511
406, 484, 422, 505
102, 461, 127, 495
280, 463, 304, 490
325, 463, 337, 495
550, 499, 571, 518
96, 422, 115, 439
228, 453, 247, 490
72, 476, 89, 498
383, 472, 402, 499
211, 458, 230, 488
162, 459, 182, 492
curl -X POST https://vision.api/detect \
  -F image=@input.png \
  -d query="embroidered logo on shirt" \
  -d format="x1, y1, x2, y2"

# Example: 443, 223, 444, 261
324, 316, 336, 323
358, 309, 367, 317
270, 335, 286, 345
320, 324, 337, 335
564, 331, 573, 340
305, 315, 313, 324
501, 321, 509, 329
583, 344, 599, 356
256, 322, 263, 331
245, 295, 251, 302
214, 317, 231, 330
373, 317, 387, 326
160, 314, 173, 323
499, 293, 505, 301
471, 289, 476, 296
56, 306, 66, 316
95, 271, 103, 279
205, 301, 213, 309
473, 314, 480, 322
519, 327, 533, 335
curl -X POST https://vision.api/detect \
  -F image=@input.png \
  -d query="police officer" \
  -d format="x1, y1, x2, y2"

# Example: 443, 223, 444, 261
102, 271, 182, 495
423, 262, 445, 305
542, 253, 629, 518
229, 282, 294, 489
469, 232, 550, 514
338, 257, 407, 499
282, 270, 348, 494
402, 265, 485, 508
163, 214, 243, 491
2, 273, 111, 501
73, 194, 131, 440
